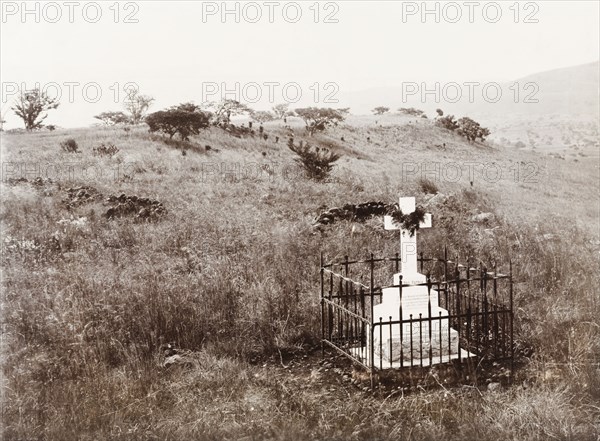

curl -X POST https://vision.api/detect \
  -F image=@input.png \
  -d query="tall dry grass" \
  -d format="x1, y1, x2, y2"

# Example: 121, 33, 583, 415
1, 120, 598, 440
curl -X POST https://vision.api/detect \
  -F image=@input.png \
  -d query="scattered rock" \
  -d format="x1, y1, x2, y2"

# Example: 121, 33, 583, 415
180, 246, 202, 273
57, 216, 88, 230
351, 224, 365, 236
471, 212, 494, 224
5, 177, 29, 186
63, 185, 103, 209
5, 177, 56, 195
163, 354, 195, 369
161, 343, 195, 368
487, 382, 501, 392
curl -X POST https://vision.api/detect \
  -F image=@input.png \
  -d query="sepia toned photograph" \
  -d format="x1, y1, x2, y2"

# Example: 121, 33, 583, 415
1, 1, 598, 440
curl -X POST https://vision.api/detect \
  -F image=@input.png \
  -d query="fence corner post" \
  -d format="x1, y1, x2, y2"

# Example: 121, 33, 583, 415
370, 252, 375, 391
320, 252, 325, 359
509, 258, 514, 383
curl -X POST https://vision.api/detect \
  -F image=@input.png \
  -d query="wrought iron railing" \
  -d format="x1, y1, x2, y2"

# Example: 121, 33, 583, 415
320, 249, 514, 386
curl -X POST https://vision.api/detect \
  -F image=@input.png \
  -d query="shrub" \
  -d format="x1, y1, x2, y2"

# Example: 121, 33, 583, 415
457, 117, 491, 142
287, 138, 340, 180
436, 115, 459, 131
93, 142, 120, 157
60, 138, 79, 153
418, 177, 439, 194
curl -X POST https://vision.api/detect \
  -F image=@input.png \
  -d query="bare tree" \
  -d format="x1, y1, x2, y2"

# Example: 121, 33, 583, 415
124, 88, 154, 124
250, 110, 275, 124
272, 103, 290, 119
203, 99, 251, 125
12, 88, 60, 131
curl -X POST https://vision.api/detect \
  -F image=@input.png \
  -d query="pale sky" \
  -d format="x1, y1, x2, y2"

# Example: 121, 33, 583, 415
1, 0, 598, 128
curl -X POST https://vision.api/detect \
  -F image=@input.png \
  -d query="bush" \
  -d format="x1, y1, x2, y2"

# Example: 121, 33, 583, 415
418, 177, 439, 194
436, 115, 491, 142
60, 138, 79, 153
457, 117, 491, 142
436, 115, 459, 131
287, 138, 340, 180
93, 142, 120, 157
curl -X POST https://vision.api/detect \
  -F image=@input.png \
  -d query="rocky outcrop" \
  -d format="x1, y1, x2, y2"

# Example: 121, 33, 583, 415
105, 193, 166, 220
161, 343, 195, 369
63, 186, 103, 208
314, 201, 397, 225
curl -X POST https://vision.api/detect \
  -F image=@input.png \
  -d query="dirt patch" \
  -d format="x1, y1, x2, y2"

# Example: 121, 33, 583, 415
244, 347, 517, 396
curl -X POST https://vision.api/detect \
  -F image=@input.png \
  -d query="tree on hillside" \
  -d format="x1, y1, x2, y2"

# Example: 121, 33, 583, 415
0, 112, 5, 131
337, 107, 351, 117
295, 107, 346, 136
272, 103, 291, 120
457, 117, 490, 142
436, 108, 444, 117
398, 107, 425, 117
12, 88, 60, 131
436, 114, 459, 131
124, 88, 154, 124
94, 111, 131, 126
287, 138, 341, 180
146, 103, 212, 141
250, 110, 275, 124
372, 106, 390, 115
203, 99, 251, 126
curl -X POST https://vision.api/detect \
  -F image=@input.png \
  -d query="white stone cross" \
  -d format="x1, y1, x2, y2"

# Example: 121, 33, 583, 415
384, 197, 432, 285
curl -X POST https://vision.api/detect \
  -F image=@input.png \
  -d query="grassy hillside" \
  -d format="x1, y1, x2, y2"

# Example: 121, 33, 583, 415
1, 115, 599, 440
